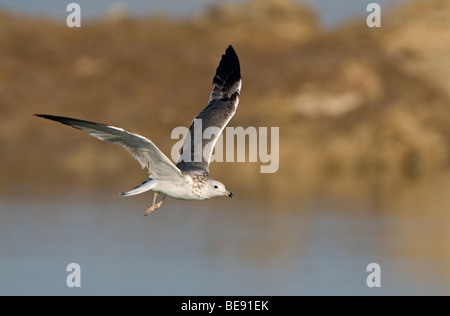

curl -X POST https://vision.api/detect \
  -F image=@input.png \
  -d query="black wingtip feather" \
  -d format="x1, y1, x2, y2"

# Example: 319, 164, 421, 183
34, 114, 103, 131
213, 45, 241, 91
34, 114, 51, 119
35, 114, 77, 125
35, 114, 65, 121
35, 114, 67, 124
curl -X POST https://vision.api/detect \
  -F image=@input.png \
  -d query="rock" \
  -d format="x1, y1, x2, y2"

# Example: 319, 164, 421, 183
104, 1, 130, 23
378, 0, 450, 97
190, 0, 321, 47
293, 59, 383, 118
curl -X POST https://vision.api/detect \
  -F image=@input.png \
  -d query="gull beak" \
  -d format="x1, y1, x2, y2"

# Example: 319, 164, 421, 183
228, 192, 233, 198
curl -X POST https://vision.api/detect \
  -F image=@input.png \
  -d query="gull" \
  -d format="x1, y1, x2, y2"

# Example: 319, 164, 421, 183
35, 45, 241, 215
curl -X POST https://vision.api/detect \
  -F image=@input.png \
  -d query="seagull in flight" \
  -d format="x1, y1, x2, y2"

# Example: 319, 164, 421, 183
36, 45, 241, 215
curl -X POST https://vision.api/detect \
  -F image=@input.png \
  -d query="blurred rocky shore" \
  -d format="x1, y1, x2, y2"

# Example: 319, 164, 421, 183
1, 0, 449, 200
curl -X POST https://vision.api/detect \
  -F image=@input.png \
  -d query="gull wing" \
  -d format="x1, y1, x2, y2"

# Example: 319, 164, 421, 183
35, 114, 183, 181
177, 45, 241, 172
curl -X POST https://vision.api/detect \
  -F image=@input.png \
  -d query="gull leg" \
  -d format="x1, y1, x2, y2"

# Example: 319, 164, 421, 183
153, 194, 166, 210
144, 192, 159, 216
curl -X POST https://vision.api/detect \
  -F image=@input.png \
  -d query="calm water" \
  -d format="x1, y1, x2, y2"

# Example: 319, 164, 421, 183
1, 183, 449, 296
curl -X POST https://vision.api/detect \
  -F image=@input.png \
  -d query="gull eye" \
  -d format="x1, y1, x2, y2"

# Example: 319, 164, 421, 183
214, 185, 218, 189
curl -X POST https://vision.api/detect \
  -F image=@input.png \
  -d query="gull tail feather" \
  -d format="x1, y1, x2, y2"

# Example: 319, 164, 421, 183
118, 179, 156, 197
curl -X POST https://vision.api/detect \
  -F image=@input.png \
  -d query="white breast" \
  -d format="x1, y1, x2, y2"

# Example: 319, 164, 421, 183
153, 175, 208, 200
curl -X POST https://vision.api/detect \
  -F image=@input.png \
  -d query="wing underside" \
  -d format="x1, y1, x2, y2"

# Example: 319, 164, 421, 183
35, 114, 182, 181
177, 45, 241, 172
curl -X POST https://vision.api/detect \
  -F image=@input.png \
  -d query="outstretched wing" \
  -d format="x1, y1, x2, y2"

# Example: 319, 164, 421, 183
35, 114, 183, 181
177, 45, 241, 172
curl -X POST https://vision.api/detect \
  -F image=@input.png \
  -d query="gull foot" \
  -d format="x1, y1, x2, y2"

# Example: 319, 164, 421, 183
144, 193, 166, 216
144, 201, 163, 216
144, 205, 156, 216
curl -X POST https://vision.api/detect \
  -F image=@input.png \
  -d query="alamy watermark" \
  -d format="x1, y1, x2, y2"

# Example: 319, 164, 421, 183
66, 263, 81, 288
67, 2, 382, 29
367, 3, 381, 28
366, 263, 381, 288
66, 3, 81, 27
171, 119, 279, 174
